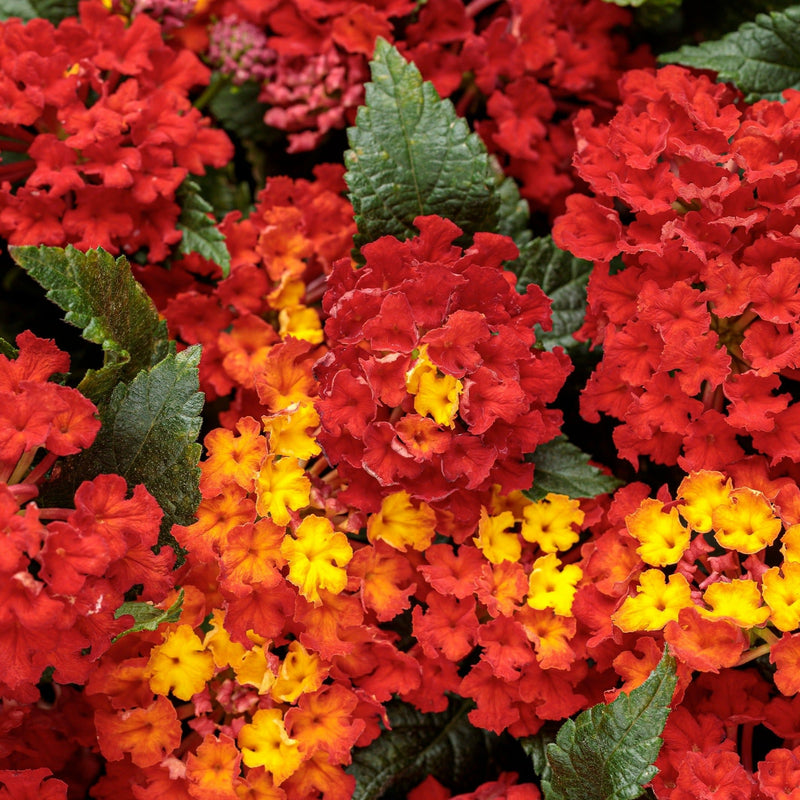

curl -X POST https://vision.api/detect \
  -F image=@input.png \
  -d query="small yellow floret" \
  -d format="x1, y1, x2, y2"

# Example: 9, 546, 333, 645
763, 562, 800, 632
237, 708, 303, 784
712, 487, 781, 554
781, 523, 800, 564
473, 508, 520, 564
255, 455, 311, 525
146, 624, 215, 701
406, 347, 462, 427
526, 553, 583, 617
677, 470, 732, 532
281, 515, 353, 605
270, 641, 327, 703
612, 570, 692, 632
521, 493, 584, 553
626, 498, 690, 567
279, 305, 324, 344
699, 578, 769, 628
367, 490, 437, 551
262, 403, 321, 460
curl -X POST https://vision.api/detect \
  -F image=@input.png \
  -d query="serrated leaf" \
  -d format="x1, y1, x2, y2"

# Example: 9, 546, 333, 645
208, 77, 273, 144
0, 0, 76, 21
520, 723, 561, 786
349, 699, 506, 799
176, 179, 231, 278
661, 5, 800, 101
514, 236, 593, 351
494, 169, 534, 249
191, 164, 253, 220
0, 0, 36, 20
345, 38, 497, 253
114, 588, 184, 641
525, 437, 621, 501
9, 245, 170, 404
542, 651, 677, 800
47, 348, 203, 546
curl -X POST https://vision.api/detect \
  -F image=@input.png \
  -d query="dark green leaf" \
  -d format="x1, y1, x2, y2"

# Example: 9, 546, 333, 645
525, 437, 622, 501
0, 0, 36, 20
0, 336, 16, 359
661, 5, 800, 101
47, 347, 203, 547
349, 699, 506, 799
514, 236, 593, 352
543, 650, 677, 800
208, 77, 273, 144
176, 179, 231, 278
493, 169, 534, 250
191, 163, 253, 220
0, 0, 76, 21
114, 588, 184, 641
520, 723, 561, 786
345, 38, 498, 253
9, 245, 170, 403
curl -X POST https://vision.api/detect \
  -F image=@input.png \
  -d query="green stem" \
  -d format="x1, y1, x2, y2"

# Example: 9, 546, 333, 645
193, 71, 229, 112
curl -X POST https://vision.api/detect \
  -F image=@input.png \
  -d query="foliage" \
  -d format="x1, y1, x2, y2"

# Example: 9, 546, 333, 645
543, 653, 677, 800
662, 4, 800, 100
345, 39, 497, 253
4, 1, 800, 799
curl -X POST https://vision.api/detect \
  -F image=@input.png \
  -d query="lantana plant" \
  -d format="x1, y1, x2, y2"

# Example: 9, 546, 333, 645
4, 1, 800, 799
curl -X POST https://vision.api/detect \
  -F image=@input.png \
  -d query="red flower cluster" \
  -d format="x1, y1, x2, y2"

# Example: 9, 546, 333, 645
402, 0, 651, 215
552, 66, 800, 470
150, 0, 649, 215
0, 333, 174, 705
177, 0, 415, 153
0, 1, 232, 260
148, 164, 355, 413
317, 215, 571, 536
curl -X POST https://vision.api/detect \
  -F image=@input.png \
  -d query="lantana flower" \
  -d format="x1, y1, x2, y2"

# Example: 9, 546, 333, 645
316, 214, 571, 538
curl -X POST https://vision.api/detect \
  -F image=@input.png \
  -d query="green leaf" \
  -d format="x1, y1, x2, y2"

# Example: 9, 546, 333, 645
520, 723, 561, 786
525, 437, 622, 501
47, 347, 204, 547
661, 5, 800, 101
542, 650, 677, 800
208, 77, 273, 143
493, 169, 534, 249
349, 699, 507, 799
514, 236, 593, 352
176, 179, 231, 278
345, 38, 498, 253
0, 336, 16, 359
9, 245, 170, 404
0, 0, 76, 21
0, 0, 36, 20
191, 163, 253, 221
114, 588, 184, 641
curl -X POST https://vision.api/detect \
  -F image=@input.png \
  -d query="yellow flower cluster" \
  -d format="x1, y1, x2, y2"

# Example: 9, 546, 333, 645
613, 470, 800, 636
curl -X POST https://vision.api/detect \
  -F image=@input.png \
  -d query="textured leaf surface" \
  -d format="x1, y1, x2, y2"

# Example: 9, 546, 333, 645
114, 589, 184, 641
349, 699, 506, 799
209, 78, 273, 143
176, 179, 231, 277
526, 437, 622, 501
48, 348, 203, 546
661, 5, 800, 101
543, 651, 677, 800
9, 245, 170, 403
345, 38, 497, 252
0, 0, 76, 21
515, 236, 593, 351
